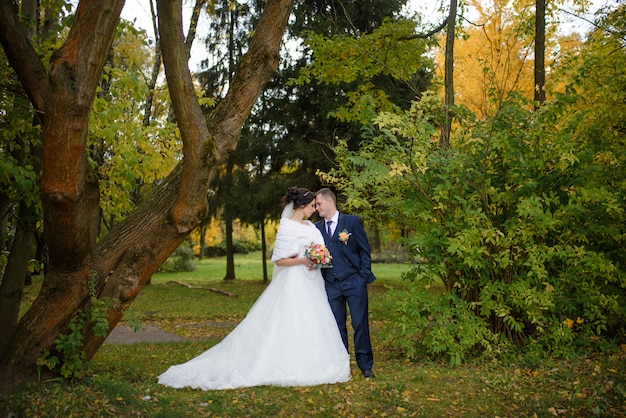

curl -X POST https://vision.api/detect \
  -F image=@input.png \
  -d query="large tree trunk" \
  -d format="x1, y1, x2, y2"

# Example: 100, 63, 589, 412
0, 0, 125, 389
0, 0, 294, 390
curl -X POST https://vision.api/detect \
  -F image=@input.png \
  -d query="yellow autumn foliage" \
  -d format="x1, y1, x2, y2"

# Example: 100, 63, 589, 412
433, 0, 581, 118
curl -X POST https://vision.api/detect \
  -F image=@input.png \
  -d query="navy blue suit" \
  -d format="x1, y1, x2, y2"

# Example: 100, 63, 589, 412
316, 213, 375, 373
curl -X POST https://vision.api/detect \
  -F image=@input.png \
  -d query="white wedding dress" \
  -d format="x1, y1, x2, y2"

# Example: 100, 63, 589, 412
157, 218, 351, 390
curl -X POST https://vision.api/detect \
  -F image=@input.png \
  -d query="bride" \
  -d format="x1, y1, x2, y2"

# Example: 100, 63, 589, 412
157, 187, 351, 390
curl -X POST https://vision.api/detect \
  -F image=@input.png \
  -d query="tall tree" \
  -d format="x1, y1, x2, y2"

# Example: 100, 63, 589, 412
0, 0, 293, 390
201, 0, 415, 281
441, 0, 458, 148
195, 0, 255, 281
242, 0, 427, 237
534, 0, 546, 106
438, 0, 539, 118
0, 0, 54, 363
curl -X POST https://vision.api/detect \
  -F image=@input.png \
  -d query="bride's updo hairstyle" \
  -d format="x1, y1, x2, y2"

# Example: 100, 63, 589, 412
282, 186, 315, 208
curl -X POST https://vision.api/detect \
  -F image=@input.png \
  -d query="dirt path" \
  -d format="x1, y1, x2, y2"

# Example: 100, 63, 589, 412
104, 325, 187, 344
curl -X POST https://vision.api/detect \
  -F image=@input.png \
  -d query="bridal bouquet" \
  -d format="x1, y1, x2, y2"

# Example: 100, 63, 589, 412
305, 242, 333, 268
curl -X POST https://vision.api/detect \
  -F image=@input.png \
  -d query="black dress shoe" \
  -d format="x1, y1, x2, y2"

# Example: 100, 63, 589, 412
362, 369, 374, 378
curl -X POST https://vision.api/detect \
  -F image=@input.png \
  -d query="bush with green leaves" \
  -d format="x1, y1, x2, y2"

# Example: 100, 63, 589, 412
320, 20, 626, 361
387, 269, 501, 365
203, 240, 262, 258
160, 244, 196, 273
37, 275, 112, 379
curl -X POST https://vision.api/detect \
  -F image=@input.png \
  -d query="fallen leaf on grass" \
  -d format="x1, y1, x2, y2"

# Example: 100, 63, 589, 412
547, 406, 567, 415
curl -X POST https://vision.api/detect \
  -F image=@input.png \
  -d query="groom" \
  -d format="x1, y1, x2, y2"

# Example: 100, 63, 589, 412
315, 188, 375, 378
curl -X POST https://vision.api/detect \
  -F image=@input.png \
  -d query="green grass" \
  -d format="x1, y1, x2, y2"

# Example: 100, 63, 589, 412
3, 252, 625, 417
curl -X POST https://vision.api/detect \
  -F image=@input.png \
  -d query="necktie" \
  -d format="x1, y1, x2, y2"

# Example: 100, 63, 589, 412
326, 220, 333, 237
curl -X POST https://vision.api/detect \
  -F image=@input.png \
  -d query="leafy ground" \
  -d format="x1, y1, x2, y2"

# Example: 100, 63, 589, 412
3, 252, 625, 417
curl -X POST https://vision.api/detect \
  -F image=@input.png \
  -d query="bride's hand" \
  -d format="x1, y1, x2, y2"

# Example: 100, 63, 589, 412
301, 258, 314, 270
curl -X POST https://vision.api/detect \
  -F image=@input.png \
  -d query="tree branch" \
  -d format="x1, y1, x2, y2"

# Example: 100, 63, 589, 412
0, 0, 48, 113
156, 0, 212, 232
399, 17, 449, 40
185, 0, 205, 58
168, 280, 237, 298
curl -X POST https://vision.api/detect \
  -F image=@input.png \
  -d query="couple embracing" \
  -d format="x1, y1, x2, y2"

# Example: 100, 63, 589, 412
158, 187, 375, 390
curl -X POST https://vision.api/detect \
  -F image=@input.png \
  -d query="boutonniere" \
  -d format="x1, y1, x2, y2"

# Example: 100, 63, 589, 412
338, 229, 351, 245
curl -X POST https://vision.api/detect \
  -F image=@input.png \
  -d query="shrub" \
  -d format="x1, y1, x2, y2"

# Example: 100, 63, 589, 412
37, 273, 112, 379
321, 86, 626, 361
160, 244, 196, 273
387, 268, 499, 365
203, 240, 262, 258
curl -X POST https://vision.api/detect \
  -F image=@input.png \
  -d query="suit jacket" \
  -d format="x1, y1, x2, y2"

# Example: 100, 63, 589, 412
316, 213, 376, 284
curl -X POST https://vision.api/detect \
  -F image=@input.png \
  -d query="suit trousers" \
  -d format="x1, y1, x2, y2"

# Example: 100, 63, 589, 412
324, 273, 374, 372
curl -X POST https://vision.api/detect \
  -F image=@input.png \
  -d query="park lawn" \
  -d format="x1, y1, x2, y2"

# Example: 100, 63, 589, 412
3, 252, 625, 417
